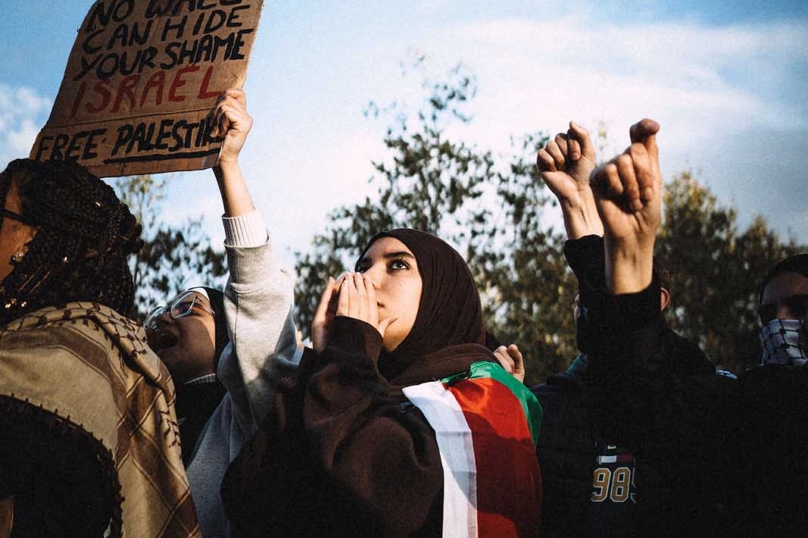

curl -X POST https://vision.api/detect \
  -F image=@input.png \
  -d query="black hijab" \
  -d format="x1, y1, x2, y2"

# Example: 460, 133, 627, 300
758, 254, 808, 323
192, 286, 230, 366
357, 229, 487, 382
759, 255, 808, 294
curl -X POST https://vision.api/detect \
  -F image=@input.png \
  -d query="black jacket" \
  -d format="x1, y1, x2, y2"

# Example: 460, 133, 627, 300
532, 236, 735, 538
731, 364, 808, 537
221, 317, 524, 538
175, 379, 227, 466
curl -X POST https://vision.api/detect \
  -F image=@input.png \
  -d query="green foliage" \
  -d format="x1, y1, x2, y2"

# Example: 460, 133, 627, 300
465, 130, 580, 383
296, 64, 806, 383
656, 171, 805, 373
113, 174, 227, 320
294, 64, 577, 384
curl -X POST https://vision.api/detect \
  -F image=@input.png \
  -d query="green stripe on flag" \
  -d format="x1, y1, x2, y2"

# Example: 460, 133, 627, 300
443, 361, 543, 445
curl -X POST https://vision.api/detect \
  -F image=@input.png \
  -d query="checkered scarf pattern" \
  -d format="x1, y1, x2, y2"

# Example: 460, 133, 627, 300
0, 302, 200, 537
760, 318, 808, 367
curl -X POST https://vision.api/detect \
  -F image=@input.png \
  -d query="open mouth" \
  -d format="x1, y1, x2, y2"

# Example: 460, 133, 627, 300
150, 330, 178, 353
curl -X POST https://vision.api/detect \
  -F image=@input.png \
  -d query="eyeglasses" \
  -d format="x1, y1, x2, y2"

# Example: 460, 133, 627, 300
1, 207, 35, 226
143, 290, 216, 331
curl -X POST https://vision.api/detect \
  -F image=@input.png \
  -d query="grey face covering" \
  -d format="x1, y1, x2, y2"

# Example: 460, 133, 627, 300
759, 318, 808, 367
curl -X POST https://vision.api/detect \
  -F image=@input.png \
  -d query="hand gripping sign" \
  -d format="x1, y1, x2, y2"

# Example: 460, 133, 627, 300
30, 0, 263, 177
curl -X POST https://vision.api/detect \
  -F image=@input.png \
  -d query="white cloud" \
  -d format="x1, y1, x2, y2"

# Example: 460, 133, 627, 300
347, 12, 803, 218
432, 16, 808, 141
21, 2, 801, 258
0, 84, 52, 167
11, 86, 51, 115
7, 118, 42, 154
0, 0, 803, 279
414, 13, 807, 239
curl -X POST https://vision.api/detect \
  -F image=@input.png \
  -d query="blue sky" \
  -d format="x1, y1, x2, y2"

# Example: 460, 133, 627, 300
2, 0, 807, 265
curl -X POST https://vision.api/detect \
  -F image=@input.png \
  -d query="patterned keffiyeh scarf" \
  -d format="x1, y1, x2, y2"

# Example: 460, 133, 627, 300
0, 302, 200, 538
760, 318, 808, 367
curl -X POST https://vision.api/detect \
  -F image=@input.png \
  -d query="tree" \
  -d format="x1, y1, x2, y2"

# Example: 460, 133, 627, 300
473, 131, 580, 382
656, 171, 805, 373
294, 64, 577, 384
294, 64, 489, 335
113, 174, 228, 320
295, 63, 806, 384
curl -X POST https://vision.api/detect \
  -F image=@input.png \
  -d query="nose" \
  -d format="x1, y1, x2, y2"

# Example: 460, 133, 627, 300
145, 308, 174, 333
777, 303, 795, 320
361, 266, 382, 291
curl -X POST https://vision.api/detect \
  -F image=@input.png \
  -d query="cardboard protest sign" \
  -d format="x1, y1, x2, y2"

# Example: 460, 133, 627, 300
30, 0, 263, 177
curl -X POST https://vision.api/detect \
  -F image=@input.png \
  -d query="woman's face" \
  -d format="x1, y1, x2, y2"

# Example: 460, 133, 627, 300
357, 237, 423, 352
145, 290, 218, 384
0, 176, 37, 284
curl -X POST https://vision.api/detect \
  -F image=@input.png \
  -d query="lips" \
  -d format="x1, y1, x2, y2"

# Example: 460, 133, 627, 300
149, 330, 178, 353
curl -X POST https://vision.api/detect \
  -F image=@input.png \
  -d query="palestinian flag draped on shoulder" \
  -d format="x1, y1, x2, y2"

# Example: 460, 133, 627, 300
402, 361, 543, 538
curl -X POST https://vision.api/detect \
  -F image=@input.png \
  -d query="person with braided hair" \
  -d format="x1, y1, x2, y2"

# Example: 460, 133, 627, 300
0, 158, 200, 537
0, 158, 140, 321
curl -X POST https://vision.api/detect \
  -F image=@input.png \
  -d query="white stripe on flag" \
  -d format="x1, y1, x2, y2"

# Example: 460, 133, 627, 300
403, 381, 478, 538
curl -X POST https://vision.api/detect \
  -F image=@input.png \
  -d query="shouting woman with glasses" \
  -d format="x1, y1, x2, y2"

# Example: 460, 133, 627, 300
145, 288, 222, 387
145, 287, 230, 468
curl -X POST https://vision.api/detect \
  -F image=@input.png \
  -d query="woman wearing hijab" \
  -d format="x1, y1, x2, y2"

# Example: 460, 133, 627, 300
221, 229, 542, 538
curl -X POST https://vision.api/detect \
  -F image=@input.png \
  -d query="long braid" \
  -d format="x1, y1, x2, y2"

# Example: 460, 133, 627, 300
0, 159, 143, 324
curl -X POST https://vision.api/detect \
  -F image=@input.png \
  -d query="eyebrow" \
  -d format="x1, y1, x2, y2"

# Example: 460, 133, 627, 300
761, 293, 808, 305
170, 292, 210, 306
358, 251, 416, 266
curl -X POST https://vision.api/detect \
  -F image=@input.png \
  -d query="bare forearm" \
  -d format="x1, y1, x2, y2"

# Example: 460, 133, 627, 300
561, 190, 605, 240
604, 235, 654, 295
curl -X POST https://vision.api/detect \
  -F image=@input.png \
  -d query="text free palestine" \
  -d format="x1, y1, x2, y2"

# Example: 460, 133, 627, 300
33, 115, 216, 163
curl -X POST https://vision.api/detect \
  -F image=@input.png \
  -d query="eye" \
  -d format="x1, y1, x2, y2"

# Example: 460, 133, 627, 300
788, 298, 808, 319
389, 258, 410, 271
176, 300, 195, 311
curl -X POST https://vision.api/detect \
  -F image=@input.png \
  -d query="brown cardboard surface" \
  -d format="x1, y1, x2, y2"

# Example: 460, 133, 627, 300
30, 0, 263, 177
